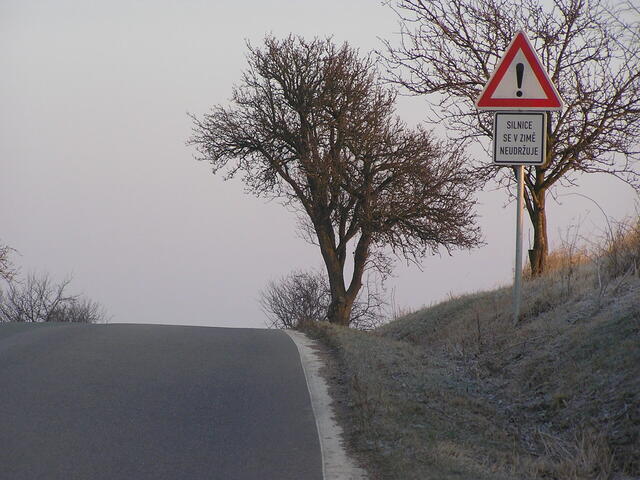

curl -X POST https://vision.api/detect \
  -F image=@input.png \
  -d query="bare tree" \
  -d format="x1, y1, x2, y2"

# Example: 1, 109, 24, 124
190, 35, 481, 326
260, 269, 385, 330
382, 0, 640, 275
260, 271, 330, 329
49, 297, 107, 324
0, 243, 17, 283
0, 272, 105, 324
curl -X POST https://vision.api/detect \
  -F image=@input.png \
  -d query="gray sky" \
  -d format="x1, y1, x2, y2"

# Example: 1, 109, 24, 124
1, 0, 637, 328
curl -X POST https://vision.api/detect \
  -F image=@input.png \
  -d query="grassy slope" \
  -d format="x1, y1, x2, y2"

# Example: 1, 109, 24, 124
304, 228, 640, 480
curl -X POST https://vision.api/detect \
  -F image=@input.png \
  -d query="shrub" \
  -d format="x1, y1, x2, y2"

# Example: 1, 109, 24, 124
0, 272, 105, 324
260, 270, 385, 330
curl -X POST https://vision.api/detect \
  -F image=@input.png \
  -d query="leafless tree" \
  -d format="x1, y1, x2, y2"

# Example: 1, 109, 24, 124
49, 297, 107, 324
260, 271, 330, 329
0, 272, 105, 324
382, 0, 640, 276
0, 243, 17, 283
260, 269, 385, 330
190, 36, 481, 326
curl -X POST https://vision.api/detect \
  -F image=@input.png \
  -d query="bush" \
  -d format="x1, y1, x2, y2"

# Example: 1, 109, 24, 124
0, 272, 106, 324
260, 270, 385, 330
260, 271, 329, 329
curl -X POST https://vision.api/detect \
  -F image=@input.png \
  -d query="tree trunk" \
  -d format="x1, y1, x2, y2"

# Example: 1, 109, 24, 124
324, 254, 361, 326
315, 223, 357, 326
320, 231, 370, 327
314, 210, 371, 327
327, 292, 355, 326
528, 190, 548, 277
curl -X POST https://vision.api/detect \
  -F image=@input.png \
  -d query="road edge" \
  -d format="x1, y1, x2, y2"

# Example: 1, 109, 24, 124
285, 330, 368, 480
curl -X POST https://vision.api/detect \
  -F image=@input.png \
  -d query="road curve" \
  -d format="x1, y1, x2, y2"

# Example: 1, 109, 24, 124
0, 323, 322, 480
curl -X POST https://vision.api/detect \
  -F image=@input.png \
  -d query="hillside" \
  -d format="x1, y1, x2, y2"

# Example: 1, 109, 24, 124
304, 219, 639, 479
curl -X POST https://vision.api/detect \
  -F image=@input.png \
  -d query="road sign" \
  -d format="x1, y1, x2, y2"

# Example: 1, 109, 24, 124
476, 31, 562, 323
476, 31, 563, 111
494, 112, 547, 165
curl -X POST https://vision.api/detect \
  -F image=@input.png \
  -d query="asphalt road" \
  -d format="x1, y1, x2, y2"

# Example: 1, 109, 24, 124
0, 323, 323, 480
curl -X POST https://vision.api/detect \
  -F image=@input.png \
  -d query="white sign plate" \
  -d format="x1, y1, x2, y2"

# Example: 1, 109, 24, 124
494, 112, 546, 165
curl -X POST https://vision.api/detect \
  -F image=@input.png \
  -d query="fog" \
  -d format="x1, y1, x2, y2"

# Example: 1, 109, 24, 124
1, 0, 636, 328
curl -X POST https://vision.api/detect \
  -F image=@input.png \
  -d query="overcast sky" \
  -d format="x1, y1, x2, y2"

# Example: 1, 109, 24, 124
1, 0, 637, 328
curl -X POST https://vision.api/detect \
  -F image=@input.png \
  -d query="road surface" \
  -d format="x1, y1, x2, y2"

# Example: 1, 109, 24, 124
0, 323, 323, 480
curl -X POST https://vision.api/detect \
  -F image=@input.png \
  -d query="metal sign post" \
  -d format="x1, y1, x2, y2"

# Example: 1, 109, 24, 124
514, 165, 524, 324
492, 111, 546, 323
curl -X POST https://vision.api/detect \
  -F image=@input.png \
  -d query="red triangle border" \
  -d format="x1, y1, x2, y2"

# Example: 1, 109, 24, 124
476, 31, 563, 110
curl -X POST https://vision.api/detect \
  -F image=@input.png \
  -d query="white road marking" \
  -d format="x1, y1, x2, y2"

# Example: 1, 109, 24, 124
285, 330, 369, 480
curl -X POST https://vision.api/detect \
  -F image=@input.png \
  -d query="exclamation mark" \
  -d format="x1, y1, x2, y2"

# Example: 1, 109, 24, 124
516, 63, 524, 97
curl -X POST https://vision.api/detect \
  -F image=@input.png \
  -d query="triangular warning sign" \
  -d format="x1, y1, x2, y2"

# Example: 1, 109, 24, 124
476, 31, 563, 111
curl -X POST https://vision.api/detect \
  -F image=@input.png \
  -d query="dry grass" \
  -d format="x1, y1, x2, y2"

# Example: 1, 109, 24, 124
305, 321, 524, 479
303, 216, 640, 479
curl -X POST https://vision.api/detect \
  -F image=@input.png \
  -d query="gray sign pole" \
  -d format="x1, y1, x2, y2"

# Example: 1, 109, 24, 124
513, 165, 524, 324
